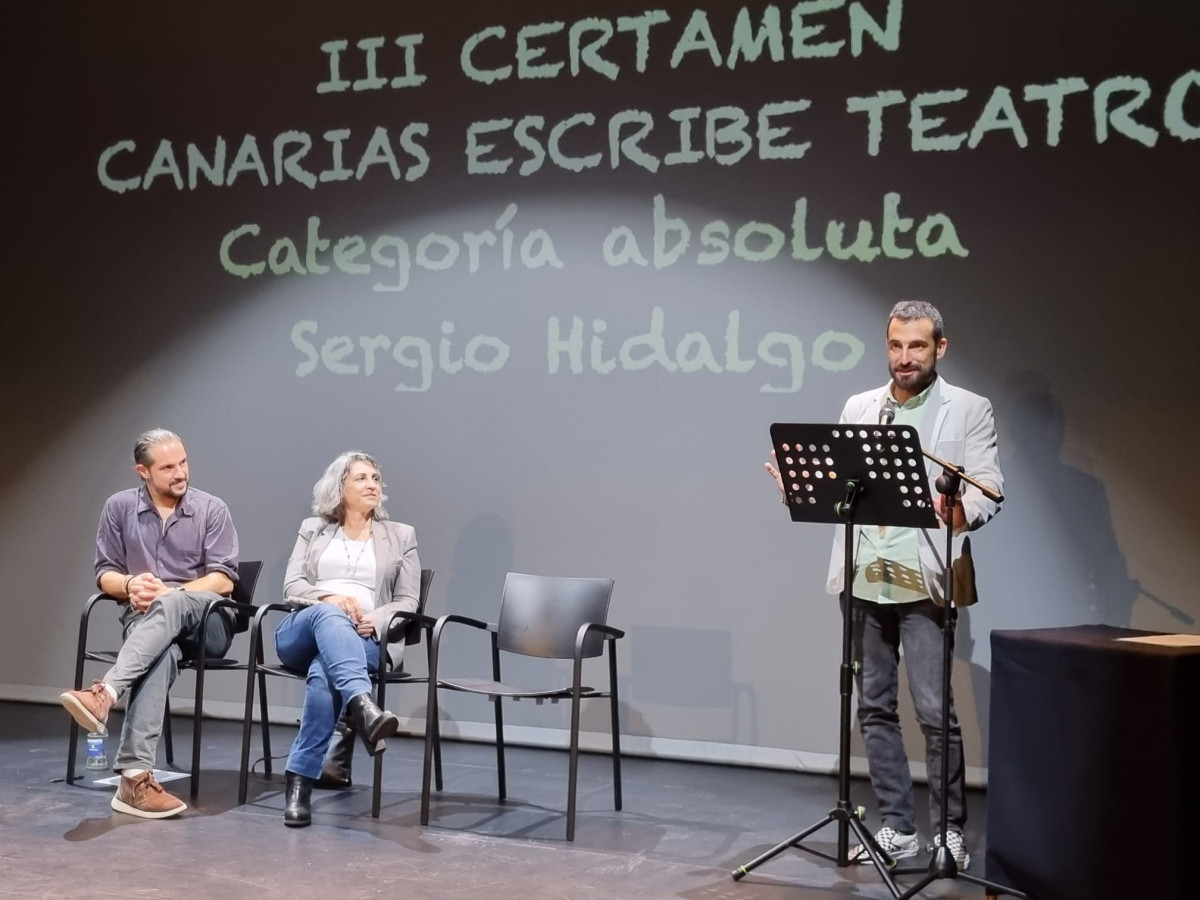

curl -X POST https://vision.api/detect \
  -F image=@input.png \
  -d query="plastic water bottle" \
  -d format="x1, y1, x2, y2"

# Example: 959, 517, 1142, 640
85, 732, 108, 771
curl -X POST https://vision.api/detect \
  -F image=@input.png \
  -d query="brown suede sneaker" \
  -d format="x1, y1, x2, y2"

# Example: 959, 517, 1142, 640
110, 771, 187, 819
59, 680, 114, 733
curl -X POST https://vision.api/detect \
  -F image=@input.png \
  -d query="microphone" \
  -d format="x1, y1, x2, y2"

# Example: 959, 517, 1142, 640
879, 398, 897, 425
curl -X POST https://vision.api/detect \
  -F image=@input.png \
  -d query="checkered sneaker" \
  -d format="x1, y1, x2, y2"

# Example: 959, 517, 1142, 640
850, 826, 919, 863
933, 830, 971, 870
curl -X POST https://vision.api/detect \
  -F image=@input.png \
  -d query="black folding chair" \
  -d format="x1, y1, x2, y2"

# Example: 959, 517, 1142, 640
238, 568, 442, 817
66, 560, 263, 798
420, 572, 622, 840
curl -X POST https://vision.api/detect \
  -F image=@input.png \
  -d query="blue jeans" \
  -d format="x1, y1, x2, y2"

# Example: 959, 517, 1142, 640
274, 604, 378, 780
852, 598, 965, 835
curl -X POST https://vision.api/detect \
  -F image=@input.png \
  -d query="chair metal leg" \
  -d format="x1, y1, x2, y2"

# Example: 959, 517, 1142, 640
433, 711, 443, 792
492, 637, 506, 801
66, 719, 80, 785
425, 640, 443, 792
420, 667, 438, 825
608, 641, 622, 811
239, 617, 267, 805
189, 610, 212, 799
258, 671, 272, 774
372, 751, 384, 818
66, 611, 90, 785
190, 641, 208, 798
371, 658, 387, 818
238, 655, 257, 804
163, 699, 175, 767
421, 618, 450, 827
567, 652, 585, 841
189, 711, 202, 797
190, 682, 204, 798
493, 697, 507, 801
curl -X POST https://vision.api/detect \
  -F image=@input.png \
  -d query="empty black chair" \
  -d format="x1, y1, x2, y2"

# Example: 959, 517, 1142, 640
238, 568, 441, 817
66, 560, 263, 798
420, 572, 622, 840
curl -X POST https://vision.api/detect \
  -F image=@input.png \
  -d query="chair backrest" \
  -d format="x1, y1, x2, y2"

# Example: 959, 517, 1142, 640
230, 560, 263, 633
495, 572, 615, 659
403, 568, 435, 646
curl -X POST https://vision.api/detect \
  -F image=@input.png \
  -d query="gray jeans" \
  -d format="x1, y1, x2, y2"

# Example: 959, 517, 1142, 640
852, 597, 965, 835
105, 591, 234, 770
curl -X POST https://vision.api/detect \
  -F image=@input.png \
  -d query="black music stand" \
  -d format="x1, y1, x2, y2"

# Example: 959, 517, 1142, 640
732, 421, 938, 898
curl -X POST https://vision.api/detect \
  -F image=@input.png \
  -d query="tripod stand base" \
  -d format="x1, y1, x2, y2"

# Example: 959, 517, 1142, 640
731, 805, 902, 897
893, 846, 1029, 899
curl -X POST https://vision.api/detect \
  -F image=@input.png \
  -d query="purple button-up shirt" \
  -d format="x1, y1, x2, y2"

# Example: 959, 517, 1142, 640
94, 485, 239, 589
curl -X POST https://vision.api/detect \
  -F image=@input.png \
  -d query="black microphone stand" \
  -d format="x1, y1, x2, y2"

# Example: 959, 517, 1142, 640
893, 451, 1027, 900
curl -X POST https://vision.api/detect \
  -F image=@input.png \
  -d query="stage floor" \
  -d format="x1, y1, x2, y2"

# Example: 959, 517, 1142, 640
0, 701, 993, 898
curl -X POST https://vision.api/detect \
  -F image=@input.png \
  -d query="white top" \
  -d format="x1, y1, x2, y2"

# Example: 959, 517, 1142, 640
315, 528, 377, 613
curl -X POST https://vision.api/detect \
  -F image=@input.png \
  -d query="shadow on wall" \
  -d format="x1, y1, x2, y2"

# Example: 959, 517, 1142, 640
960, 377, 1193, 764
623, 626, 757, 744
578, 701, 653, 752
955, 607, 991, 768
957, 380, 1144, 767
434, 512, 515, 729
988, 379, 1149, 629
446, 512, 515, 624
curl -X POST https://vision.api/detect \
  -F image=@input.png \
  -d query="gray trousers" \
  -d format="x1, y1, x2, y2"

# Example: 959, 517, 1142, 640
105, 591, 234, 770
852, 597, 965, 835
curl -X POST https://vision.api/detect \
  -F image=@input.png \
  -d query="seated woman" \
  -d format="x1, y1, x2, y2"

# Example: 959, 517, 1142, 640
277, 450, 421, 826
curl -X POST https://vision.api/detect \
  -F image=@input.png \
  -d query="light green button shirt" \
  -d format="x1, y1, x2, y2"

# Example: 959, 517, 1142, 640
851, 381, 935, 604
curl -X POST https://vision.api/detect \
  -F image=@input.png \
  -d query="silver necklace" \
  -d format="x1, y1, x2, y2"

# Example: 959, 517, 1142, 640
339, 527, 370, 579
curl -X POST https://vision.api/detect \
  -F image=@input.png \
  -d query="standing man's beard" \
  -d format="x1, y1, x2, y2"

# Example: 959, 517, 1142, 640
890, 361, 936, 395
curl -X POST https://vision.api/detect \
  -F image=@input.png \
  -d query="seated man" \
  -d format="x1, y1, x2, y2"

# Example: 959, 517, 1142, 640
60, 428, 239, 819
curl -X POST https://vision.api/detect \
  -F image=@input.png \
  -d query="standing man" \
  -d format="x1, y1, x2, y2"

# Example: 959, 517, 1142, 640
60, 429, 239, 819
766, 301, 1002, 869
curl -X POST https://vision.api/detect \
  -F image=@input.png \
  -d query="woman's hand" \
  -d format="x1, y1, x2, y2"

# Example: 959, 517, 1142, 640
355, 617, 375, 638
320, 594, 362, 622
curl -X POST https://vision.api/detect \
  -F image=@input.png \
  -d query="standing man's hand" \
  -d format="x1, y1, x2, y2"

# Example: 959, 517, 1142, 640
934, 492, 967, 532
764, 451, 785, 499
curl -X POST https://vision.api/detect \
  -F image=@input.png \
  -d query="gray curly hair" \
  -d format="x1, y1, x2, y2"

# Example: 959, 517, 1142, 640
887, 300, 944, 343
311, 451, 389, 523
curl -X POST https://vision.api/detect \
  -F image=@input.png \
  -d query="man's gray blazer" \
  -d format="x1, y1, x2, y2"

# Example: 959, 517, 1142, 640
825, 376, 1003, 606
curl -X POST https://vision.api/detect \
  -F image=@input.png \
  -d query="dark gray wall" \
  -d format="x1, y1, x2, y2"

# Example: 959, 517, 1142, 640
3, 0, 1197, 771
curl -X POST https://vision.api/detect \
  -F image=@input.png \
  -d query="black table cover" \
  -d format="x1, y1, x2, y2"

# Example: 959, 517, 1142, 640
987, 625, 1200, 900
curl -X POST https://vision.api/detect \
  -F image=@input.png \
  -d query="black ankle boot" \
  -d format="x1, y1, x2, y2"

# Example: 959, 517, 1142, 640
346, 692, 400, 756
283, 772, 314, 827
315, 714, 355, 789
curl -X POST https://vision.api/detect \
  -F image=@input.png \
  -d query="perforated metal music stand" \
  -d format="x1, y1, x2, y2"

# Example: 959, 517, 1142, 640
732, 421, 937, 897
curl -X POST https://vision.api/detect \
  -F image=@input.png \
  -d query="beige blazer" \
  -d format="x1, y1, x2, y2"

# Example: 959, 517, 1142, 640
825, 377, 1003, 607
283, 516, 421, 667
